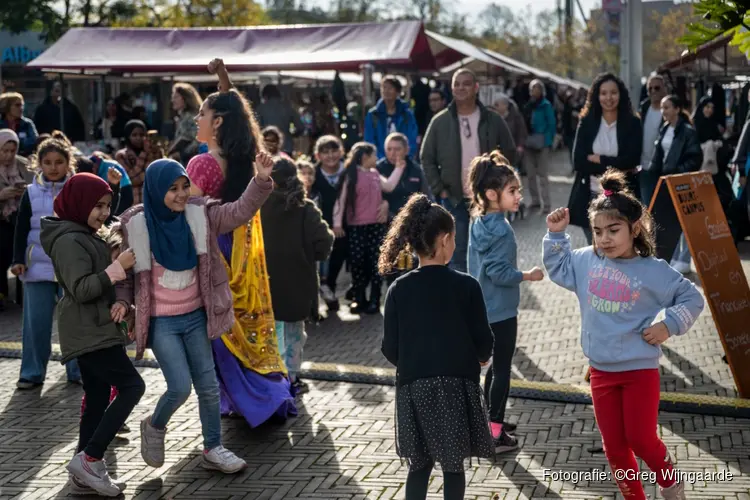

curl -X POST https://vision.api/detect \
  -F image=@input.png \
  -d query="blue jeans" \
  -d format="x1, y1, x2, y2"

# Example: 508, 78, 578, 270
441, 198, 470, 273
149, 309, 222, 450
20, 281, 80, 383
276, 321, 307, 380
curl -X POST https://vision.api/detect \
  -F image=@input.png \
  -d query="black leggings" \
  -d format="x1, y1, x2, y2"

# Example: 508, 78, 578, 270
325, 236, 348, 293
348, 224, 386, 296
405, 460, 465, 500
77, 345, 146, 459
483, 317, 518, 424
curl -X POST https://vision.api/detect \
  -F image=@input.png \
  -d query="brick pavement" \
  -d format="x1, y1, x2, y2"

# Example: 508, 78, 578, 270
0, 358, 748, 500
0, 151, 742, 398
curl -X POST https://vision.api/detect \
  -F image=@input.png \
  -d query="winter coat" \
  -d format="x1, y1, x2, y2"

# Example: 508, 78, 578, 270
39, 218, 124, 363
261, 191, 334, 321
364, 98, 419, 160
115, 175, 273, 359
421, 100, 517, 205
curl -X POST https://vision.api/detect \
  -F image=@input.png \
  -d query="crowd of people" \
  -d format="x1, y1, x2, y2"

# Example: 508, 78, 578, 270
0, 55, 737, 500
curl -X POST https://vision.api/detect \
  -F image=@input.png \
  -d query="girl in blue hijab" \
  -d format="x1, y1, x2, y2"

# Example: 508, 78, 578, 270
112, 151, 275, 475
142, 159, 198, 271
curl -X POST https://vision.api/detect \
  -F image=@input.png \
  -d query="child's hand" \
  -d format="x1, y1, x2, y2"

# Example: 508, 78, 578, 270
107, 167, 122, 186
10, 264, 25, 276
524, 266, 544, 281
643, 322, 670, 345
546, 208, 569, 232
117, 248, 136, 270
333, 226, 345, 238
255, 151, 274, 181
111, 301, 129, 323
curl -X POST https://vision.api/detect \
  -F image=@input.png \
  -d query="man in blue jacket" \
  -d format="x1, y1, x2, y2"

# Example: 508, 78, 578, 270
364, 76, 418, 160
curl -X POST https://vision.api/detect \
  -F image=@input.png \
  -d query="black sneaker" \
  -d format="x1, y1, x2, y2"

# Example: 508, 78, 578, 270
493, 429, 519, 454
292, 379, 310, 396
503, 421, 517, 433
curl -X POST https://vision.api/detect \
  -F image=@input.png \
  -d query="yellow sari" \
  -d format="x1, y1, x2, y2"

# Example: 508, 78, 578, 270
219, 213, 287, 376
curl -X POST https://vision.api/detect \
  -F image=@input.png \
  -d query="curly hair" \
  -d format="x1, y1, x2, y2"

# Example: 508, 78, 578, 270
468, 150, 519, 217
32, 137, 76, 175
579, 72, 635, 122
378, 193, 455, 275
205, 89, 263, 203
588, 168, 655, 257
271, 157, 306, 211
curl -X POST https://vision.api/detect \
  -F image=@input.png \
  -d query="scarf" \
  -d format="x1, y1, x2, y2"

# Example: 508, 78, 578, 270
53, 173, 112, 228
0, 129, 23, 220
143, 159, 197, 271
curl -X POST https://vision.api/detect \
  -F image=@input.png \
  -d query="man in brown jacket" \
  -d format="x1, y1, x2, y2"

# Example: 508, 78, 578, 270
420, 69, 516, 272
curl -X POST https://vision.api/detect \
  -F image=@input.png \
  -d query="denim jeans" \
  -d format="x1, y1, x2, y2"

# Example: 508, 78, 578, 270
20, 281, 80, 383
276, 321, 307, 380
441, 198, 470, 273
149, 308, 222, 450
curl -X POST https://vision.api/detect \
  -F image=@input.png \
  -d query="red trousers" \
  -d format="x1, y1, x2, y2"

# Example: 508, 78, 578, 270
590, 367, 676, 499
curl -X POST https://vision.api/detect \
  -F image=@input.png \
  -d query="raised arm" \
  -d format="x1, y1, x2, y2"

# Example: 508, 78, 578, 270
208, 58, 233, 92
209, 152, 274, 235
380, 161, 406, 193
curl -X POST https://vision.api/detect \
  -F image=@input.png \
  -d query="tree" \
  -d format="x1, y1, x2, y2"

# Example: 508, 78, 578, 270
684, 0, 750, 53
646, 6, 697, 72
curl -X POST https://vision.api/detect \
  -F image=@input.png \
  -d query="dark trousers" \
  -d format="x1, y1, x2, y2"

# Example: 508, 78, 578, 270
77, 345, 145, 459
0, 220, 14, 300
483, 317, 518, 424
405, 459, 465, 500
325, 236, 348, 293
348, 223, 386, 298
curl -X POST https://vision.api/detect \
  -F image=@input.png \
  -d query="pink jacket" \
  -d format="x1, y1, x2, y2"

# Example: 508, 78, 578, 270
115, 175, 273, 359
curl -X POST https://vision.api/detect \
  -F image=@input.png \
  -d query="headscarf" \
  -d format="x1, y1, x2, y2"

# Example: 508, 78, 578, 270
0, 128, 23, 219
0, 129, 19, 151
53, 173, 112, 228
143, 159, 197, 271
692, 96, 722, 144
123, 119, 146, 152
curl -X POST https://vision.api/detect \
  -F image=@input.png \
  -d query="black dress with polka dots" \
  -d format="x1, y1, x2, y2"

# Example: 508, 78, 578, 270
395, 375, 494, 473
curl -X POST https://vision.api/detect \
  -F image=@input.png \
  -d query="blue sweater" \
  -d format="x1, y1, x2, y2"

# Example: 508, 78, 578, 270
542, 231, 705, 372
468, 212, 523, 323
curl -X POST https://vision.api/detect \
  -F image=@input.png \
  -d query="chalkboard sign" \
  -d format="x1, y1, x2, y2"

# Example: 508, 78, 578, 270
650, 172, 750, 398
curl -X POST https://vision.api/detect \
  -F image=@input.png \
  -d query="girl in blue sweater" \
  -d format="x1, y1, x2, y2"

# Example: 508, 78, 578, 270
543, 168, 703, 500
467, 151, 544, 453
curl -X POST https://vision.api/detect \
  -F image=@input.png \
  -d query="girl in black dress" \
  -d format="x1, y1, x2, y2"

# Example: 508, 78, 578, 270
379, 193, 494, 500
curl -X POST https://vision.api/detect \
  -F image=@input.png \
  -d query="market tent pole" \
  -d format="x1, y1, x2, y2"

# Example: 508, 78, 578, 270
59, 74, 66, 136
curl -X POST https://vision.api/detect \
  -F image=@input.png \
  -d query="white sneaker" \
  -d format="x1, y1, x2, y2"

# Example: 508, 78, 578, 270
68, 473, 126, 496
671, 261, 691, 274
201, 445, 247, 474
320, 284, 336, 302
66, 452, 122, 497
140, 416, 166, 467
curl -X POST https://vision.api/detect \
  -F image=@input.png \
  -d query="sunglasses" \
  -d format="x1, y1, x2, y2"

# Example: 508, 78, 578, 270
461, 117, 471, 139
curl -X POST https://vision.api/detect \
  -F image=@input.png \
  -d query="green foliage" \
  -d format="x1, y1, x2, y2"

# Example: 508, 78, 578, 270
683, 0, 750, 53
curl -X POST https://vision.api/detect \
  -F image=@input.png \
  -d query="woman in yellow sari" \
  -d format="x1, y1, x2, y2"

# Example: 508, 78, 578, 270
186, 59, 296, 427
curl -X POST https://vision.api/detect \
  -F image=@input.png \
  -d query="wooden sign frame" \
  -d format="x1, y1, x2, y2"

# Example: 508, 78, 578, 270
648, 172, 750, 398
